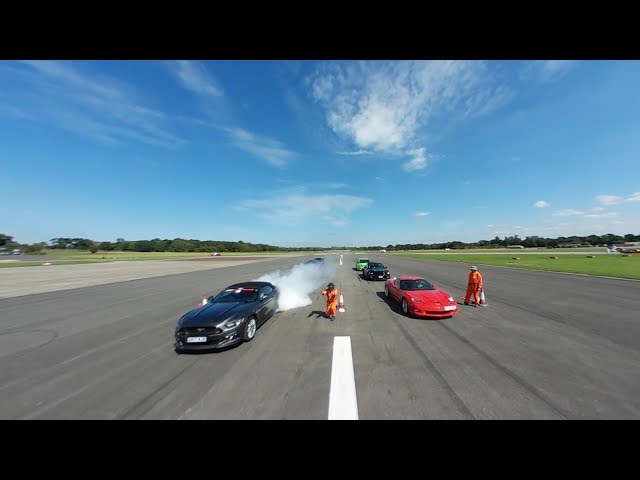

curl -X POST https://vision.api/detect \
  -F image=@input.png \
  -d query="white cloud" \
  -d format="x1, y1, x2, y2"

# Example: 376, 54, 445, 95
583, 212, 619, 218
7, 61, 184, 148
403, 148, 428, 172
553, 209, 584, 217
237, 189, 373, 227
169, 61, 222, 97
415, 212, 430, 217
534, 200, 550, 208
336, 149, 373, 156
226, 127, 294, 167
309, 61, 512, 154
328, 183, 348, 189
540, 61, 575, 82
596, 192, 640, 205
596, 194, 623, 205
625, 192, 640, 203
524, 60, 576, 83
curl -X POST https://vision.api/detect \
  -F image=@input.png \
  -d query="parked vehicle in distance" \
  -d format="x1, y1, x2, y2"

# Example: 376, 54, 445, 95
355, 258, 370, 271
305, 257, 324, 264
362, 262, 391, 281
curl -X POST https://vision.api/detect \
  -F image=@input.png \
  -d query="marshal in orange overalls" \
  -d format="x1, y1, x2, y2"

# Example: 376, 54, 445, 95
464, 266, 483, 306
322, 284, 338, 319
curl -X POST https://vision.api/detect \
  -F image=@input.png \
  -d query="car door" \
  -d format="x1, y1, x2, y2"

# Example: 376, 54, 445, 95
390, 278, 402, 301
257, 285, 276, 325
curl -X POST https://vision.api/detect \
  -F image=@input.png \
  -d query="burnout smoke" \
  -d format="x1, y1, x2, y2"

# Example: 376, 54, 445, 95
256, 258, 337, 311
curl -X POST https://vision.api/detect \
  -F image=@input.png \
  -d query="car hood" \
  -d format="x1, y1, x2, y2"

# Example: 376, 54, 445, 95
407, 289, 453, 303
368, 267, 388, 271
179, 302, 249, 327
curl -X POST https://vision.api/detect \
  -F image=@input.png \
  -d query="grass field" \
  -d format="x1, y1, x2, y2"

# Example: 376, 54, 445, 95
4, 249, 637, 280
394, 252, 640, 280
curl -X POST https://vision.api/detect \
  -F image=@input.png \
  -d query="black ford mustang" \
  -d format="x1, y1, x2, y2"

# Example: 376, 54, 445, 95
174, 281, 279, 353
363, 262, 391, 281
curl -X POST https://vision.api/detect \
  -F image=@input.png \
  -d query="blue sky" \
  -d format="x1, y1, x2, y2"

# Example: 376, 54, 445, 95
1, 60, 639, 247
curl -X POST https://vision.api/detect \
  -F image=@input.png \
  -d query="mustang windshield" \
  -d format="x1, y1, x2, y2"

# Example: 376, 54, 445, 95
400, 279, 434, 291
368, 263, 385, 269
213, 288, 259, 303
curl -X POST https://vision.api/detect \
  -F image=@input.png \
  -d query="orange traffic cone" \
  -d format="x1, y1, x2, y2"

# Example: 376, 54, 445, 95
478, 289, 486, 306
338, 291, 345, 312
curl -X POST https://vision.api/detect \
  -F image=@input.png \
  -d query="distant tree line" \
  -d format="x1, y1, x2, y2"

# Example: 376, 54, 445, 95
2, 232, 639, 254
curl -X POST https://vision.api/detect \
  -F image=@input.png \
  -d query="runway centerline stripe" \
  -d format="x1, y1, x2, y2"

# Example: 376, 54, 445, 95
328, 336, 359, 420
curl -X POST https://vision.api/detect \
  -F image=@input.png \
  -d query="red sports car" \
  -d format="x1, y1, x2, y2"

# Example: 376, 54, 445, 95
384, 276, 458, 318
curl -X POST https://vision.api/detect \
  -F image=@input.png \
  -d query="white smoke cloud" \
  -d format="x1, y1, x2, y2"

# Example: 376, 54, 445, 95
255, 258, 338, 311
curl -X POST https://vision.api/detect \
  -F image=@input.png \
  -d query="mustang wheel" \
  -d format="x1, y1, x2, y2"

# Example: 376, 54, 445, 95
243, 316, 257, 342
402, 298, 410, 316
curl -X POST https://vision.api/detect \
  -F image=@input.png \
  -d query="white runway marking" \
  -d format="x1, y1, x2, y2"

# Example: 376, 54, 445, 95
329, 336, 359, 420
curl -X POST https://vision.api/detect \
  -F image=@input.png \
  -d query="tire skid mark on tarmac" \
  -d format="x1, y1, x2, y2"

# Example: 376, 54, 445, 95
0, 329, 59, 360
360, 274, 475, 420
116, 358, 201, 419
18, 341, 174, 419
0, 290, 168, 335
433, 321, 568, 419
0, 314, 179, 393
477, 294, 639, 354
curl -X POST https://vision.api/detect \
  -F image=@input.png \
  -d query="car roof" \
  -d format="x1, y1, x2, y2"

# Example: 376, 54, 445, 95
226, 281, 275, 289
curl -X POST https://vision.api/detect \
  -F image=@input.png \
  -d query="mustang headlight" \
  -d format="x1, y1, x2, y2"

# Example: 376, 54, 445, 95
410, 297, 424, 303
220, 318, 245, 330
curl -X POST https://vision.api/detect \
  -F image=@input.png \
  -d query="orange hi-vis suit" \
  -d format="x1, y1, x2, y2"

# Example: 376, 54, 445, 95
322, 287, 338, 318
464, 270, 483, 305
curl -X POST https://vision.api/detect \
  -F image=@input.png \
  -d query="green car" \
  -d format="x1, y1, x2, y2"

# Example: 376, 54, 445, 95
355, 258, 370, 271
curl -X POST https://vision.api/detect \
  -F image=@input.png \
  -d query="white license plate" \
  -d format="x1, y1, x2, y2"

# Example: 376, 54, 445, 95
187, 336, 207, 343
444, 305, 457, 311
378, 275, 383, 278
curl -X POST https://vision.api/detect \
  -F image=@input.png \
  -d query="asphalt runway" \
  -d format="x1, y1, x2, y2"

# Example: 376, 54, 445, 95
1, 253, 639, 419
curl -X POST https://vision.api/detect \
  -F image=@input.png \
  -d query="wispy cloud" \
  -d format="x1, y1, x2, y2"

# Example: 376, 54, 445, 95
4, 61, 184, 148
328, 183, 348, 189
225, 127, 294, 167
534, 200, 550, 208
553, 209, 584, 217
308, 61, 513, 157
583, 212, 619, 218
524, 60, 576, 83
553, 207, 619, 219
336, 149, 373, 156
415, 212, 430, 217
403, 148, 428, 172
236, 188, 373, 227
596, 192, 640, 205
168, 61, 223, 97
